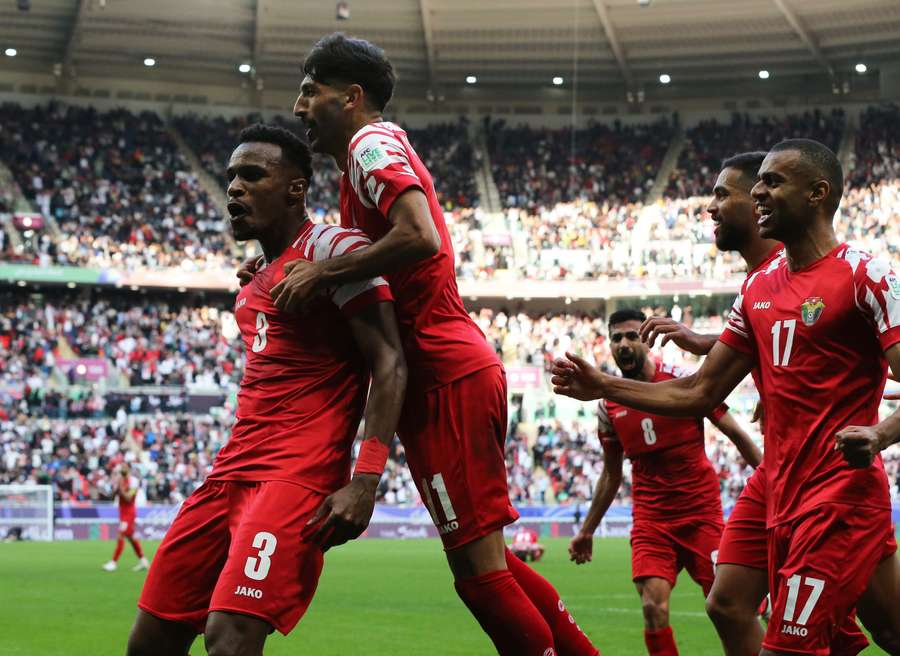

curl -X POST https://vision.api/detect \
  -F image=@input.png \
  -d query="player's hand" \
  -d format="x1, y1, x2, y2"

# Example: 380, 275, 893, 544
236, 255, 263, 287
834, 425, 889, 468
568, 531, 594, 565
270, 259, 325, 312
306, 475, 379, 550
551, 352, 606, 401
639, 317, 709, 355
751, 401, 765, 424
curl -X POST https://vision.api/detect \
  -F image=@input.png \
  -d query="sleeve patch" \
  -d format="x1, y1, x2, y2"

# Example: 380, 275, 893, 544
887, 273, 900, 300
357, 144, 391, 172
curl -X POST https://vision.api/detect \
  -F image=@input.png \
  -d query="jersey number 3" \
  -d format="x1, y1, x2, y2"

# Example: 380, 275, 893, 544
252, 312, 269, 353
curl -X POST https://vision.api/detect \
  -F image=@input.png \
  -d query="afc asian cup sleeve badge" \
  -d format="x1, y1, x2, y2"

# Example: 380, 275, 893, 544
800, 297, 826, 327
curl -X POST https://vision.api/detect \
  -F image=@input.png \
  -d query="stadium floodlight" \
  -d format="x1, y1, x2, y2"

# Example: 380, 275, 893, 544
855, 63, 867, 74
238, 63, 252, 74
5, 48, 16, 57
552, 76, 564, 86
466, 75, 477, 84
758, 70, 770, 79
143, 57, 156, 67
659, 74, 671, 84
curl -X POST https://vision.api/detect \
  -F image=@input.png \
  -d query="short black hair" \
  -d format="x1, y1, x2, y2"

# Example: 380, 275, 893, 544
769, 138, 843, 212
608, 309, 646, 328
238, 123, 312, 181
302, 32, 396, 112
722, 151, 767, 187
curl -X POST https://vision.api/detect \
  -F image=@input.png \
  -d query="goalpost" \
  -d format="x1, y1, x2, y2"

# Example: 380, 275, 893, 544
0, 484, 54, 541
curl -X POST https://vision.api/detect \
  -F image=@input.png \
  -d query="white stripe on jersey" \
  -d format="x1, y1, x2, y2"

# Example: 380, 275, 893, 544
294, 224, 390, 310
597, 400, 615, 436
866, 287, 888, 334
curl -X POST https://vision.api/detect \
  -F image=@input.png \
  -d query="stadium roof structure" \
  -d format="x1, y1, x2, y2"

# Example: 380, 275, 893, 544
1, 0, 899, 104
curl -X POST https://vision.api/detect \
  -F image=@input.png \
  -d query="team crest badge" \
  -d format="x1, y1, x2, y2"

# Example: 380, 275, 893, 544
800, 297, 825, 326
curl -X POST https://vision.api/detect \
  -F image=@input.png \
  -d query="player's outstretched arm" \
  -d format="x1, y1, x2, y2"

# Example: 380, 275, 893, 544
271, 190, 440, 311
639, 316, 719, 356
886, 371, 900, 401
308, 301, 407, 549
552, 342, 753, 417
710, 412, 762, 468
570, 439, 623, 565
836, 343, 900, 467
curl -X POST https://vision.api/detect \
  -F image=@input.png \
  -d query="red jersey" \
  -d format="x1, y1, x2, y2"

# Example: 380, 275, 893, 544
118, 475, 139, 520
209, 222, 393, 494
719, 244, 898, 527
339, 121, 499, 391
598, 363, 728, 522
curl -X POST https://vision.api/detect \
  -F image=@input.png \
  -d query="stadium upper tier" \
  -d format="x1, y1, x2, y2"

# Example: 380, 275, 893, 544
0, 101, 897, 284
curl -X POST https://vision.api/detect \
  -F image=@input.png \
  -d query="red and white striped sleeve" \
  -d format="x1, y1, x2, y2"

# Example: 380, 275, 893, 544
718, 289, 754, 355
307, 224, 393, 316
347, 123, 424, 218
848, 249, 900, 351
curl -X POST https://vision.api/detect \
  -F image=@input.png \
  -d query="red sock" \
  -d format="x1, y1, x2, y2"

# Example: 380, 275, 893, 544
505, 548, 600, 655
455, 569, 556, 656
644, 626, 678, 656
128, 536, 144, 558
112, 537, 124, 562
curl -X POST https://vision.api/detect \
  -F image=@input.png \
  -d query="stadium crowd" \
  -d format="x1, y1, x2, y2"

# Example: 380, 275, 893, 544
5, 290, 899, 510
0, 102, 232, 271
2, 102, 899, 282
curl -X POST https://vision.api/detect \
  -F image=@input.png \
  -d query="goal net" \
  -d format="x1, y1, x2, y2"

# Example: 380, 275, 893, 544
0, 484, 54, 541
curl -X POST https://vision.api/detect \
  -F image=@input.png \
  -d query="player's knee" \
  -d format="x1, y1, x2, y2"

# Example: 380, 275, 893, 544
205, 614, 267, 656
705, 589, 743, 625
641, 597, 669, 628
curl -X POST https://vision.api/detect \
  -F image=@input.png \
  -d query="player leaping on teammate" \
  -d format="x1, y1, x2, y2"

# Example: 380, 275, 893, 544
569, 308, 760, 656
553, 139, 900, 656
126, 124, 407, 656
103, 462, 149, 572
640, 150, 900, 655
242, 32, 601, 656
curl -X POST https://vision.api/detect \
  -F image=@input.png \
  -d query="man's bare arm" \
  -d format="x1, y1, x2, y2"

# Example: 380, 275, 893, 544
308, 301, 407, 548
552, 341, 754, 417
270, 190, 439, 311
836, 343, 900, 466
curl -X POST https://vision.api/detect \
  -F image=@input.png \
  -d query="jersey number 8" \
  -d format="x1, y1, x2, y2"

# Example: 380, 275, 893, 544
641, 417, 657, 445
252, 312, 269, 353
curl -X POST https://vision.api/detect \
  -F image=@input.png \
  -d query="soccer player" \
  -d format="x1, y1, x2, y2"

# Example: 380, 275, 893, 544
265, 32, 600, 656
103, 462, 149, 572
126, 124, 407, 656
568, 308, 761, 656
510, 525, 545, 563
641, 151, 900, 655
552, 139, 900, 655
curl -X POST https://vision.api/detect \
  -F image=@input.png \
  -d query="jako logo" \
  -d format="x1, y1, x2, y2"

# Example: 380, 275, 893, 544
781, 624, 808, 637
235, 585, 263, 599
753, 301, 772, 309
543, 649, 556, 656
437, 520, 459, 535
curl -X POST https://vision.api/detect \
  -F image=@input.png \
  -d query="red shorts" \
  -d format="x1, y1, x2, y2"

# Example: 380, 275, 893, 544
398, 365, 518, 550
763, 502, 894, 655
630, 516, 723, 596
717, 466, 767, 570
138, 480, 324, 635
118, 515, 136, 538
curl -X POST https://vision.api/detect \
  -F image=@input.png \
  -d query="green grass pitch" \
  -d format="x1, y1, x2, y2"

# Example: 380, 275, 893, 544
0, 537, 887, 655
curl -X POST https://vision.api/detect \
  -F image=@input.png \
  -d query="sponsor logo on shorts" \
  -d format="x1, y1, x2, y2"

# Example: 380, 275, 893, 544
780, 624, 808, 637
543, 649, 556, 656
614, 411, 627, 418
234, 585, 263, 600
437, 520, 459, 535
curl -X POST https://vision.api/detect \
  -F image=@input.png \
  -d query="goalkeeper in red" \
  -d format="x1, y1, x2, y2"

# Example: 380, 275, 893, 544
103, 462, 149, 572
265, 32, 600, 656
126, 124, 407, 656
